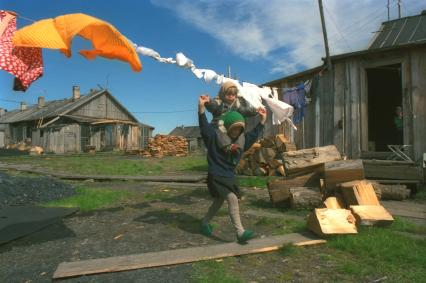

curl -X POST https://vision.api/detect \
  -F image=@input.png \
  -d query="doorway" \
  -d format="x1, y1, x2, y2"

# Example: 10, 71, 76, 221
367, 64, 403, 151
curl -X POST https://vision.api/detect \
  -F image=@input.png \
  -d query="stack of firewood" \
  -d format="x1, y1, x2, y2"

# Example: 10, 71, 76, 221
140, 135, 188, 158
265, 146, 419, 237
236, 134, 296, 176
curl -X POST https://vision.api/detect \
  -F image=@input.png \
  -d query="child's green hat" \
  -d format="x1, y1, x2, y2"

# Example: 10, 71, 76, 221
220, 111, 245, 131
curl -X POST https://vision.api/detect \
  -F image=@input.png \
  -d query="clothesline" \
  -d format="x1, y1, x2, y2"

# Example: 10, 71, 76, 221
2, 11, 298, 128
132, 43, 296, 128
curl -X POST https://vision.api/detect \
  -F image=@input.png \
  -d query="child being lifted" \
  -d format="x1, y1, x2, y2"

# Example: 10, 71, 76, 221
198, 94, 267, 243
205, 81, 258, 128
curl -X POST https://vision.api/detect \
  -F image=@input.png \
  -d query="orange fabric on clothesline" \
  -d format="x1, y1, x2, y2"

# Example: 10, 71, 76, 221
12, 13, 141, 72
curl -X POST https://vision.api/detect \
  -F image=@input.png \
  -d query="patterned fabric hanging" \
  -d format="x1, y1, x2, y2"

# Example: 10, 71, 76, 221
0, 10, 43, 91
12, 13, 141, 72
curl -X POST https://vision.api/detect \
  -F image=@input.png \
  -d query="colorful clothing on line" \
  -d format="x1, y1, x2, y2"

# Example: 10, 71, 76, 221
282, 82, 306, 124
12, 13, 141, 72
0, 10, 43, 91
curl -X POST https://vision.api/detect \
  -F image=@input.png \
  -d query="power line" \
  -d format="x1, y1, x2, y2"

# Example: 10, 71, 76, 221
323, 2, 352, 51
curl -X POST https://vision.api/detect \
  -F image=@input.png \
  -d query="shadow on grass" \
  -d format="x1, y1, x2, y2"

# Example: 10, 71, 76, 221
134, 210, 231, 243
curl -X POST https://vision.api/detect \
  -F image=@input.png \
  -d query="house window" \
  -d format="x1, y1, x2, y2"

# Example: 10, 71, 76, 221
40, 129, 44, 137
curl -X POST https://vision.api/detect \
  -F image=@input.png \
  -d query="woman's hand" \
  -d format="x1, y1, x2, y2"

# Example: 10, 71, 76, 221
198, 95, 210, 113
257, 107, 267, 125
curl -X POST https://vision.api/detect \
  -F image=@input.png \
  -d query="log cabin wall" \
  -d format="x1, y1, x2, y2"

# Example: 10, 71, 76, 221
263, 45, 426, 162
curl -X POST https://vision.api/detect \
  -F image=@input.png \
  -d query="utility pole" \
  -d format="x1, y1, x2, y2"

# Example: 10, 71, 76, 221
397, 0, 401, 18
227, 66, 231, 78
387, 0, 390, 20
318, 0, 332, 72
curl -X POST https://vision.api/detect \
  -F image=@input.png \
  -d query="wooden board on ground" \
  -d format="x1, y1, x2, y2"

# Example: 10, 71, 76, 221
53, 232, 326, 279
307, 208, 357, 237
363, 160, 423, 180
381, 201, 426, 219
282, 145, 341, 175
289, 187, 323, 209
338, 180, 380, 206
350, 205, 394, 226
324, 159, 364, 193
267, 172, 320, 207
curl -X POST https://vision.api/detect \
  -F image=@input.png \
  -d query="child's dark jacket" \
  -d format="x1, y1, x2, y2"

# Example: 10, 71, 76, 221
198, 112, 264, 178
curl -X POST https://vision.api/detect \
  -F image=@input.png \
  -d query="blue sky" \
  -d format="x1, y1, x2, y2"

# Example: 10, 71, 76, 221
1, 0, 424, 134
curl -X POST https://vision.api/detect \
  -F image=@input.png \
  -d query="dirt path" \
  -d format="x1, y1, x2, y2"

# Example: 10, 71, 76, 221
0, 181, 298, 282
1, 179, 424, 282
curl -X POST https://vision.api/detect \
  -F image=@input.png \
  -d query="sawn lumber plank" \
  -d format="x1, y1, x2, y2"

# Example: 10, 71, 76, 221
53, 232, 325, 279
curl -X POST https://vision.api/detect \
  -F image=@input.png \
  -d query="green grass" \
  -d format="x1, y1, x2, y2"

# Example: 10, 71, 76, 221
44, 187, 131, 211
143, 191, 174, 202
237, 176, 277, 188
191, 259, 243, 283
389, 217, 426, 234
328, 226, 426, 282
1, 153, 207, 175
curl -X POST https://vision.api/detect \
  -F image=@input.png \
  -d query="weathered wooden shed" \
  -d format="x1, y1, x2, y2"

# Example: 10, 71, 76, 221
263, 12, 426, 163
0, 86, 154, 153
169, 125, 203, 152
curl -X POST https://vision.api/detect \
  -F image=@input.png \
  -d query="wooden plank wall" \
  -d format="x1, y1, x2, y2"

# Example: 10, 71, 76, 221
410, 48, 426, 161
72, 94, 133, 121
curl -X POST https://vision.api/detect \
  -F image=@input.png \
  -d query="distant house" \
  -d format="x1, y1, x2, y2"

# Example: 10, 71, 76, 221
0, 86, 154, 153
263, 11, 426, 162
169, 125, 203, 152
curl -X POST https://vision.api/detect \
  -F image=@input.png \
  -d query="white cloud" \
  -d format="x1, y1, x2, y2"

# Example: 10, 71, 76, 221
151, 0, 426, 75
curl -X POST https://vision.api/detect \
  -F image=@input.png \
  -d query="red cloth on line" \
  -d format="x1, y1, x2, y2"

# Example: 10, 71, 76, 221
0, 11, 43, 91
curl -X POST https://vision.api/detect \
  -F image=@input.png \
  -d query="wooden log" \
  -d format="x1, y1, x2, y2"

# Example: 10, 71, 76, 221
363, 160, 423, 180
350, 205, 394, 226
267, 172, 321, 207
338, 180, 380, 206
307, 208, 357, 237
323, 196, 344, 209
255, 148, 276, 164
283, 145, 341, 175
289, 187, 323, 209
260, 137, 275, 148
277, 165, 285, 176
371, 183, 411, 201
324, 159, 364, 194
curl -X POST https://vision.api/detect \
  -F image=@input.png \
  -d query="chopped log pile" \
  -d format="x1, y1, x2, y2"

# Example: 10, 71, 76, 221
236, 134, 296, 176
7, 141, 44, 155
264, 143, 426, 238
140, 135, 189, 158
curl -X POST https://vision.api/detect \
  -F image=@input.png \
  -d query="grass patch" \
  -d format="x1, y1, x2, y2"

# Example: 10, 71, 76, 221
191, 259, 243, 283
328, 226, 426, 282
414, 189, 426, 201
389, 217, 426, 235
143, 191, 173, 202
44, 187, 130, 211
278, 243, 298, 257
1, 153, 207, 175
237, 176, 277, 188
272, 219, 307, 235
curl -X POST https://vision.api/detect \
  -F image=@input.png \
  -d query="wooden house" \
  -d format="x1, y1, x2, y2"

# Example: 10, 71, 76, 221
263, 12, 426, 163
169, 125, 203, 152
0, 86, 154, 153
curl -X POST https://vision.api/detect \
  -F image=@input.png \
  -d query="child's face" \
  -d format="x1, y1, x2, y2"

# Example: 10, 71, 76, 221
228, 126, 243, 139
224, 89, 237, 104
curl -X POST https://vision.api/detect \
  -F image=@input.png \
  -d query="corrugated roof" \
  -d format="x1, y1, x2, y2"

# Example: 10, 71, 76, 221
369, 12, 426, 49
169, 126, 200, 138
